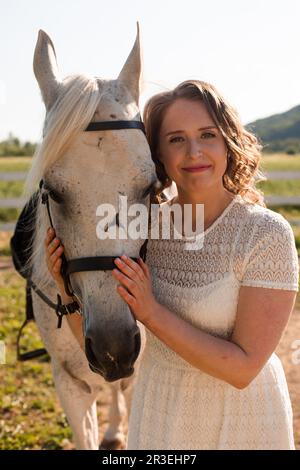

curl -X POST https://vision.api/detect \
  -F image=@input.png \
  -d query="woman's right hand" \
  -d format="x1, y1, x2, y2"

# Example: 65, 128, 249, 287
45, 227, 84, 348
44, 227, 66, 294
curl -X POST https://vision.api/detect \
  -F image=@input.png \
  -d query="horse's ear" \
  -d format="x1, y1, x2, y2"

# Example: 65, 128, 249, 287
33, 30, 61, 110
118, 22, 142, 104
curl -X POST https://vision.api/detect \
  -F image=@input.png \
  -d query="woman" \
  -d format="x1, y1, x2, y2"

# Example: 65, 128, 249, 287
45, 80, 299, 450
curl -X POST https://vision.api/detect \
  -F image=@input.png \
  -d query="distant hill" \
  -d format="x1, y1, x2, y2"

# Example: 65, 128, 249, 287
246, 104, 300, 154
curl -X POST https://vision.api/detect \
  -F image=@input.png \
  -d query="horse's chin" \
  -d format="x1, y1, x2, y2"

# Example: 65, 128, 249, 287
88, 362, 134, 382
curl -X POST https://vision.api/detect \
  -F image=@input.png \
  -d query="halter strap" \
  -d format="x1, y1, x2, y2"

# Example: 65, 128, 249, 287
66, 257, 138, 275
85, 120, 146, 134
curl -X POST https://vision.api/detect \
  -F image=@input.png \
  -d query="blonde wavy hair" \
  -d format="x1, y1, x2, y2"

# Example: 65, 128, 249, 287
143, 80, 266, 206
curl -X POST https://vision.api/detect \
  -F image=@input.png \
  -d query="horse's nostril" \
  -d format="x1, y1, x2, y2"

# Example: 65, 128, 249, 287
85, 338, 102, 370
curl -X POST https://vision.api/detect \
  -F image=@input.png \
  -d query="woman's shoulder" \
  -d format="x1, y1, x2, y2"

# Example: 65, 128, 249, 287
234, 195, 293, 235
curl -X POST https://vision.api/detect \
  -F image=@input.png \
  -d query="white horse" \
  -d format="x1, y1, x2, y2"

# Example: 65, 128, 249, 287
25, 27, 156, 450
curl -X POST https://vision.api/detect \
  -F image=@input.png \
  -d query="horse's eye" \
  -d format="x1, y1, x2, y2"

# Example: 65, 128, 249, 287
43, 181, 64, 204
48, 189, 64, 204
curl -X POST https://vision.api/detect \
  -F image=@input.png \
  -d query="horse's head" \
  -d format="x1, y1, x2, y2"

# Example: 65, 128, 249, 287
28, 28, 157, 381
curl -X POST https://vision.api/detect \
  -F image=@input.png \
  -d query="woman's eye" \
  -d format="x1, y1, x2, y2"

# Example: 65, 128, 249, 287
169, 136, 184, 143
201, 132, 216, 139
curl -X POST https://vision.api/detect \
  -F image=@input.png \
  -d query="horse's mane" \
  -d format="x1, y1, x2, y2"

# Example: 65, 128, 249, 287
24, 74, 102, 287
25, 75, 101, 197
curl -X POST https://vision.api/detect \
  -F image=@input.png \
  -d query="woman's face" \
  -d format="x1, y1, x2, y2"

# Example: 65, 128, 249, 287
158, 98, 228, 196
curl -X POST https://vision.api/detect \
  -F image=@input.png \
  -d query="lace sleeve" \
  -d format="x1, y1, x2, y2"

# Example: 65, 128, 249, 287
241, 215, 299, 291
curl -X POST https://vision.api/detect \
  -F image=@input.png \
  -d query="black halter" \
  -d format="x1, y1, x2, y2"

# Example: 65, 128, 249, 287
38, 119, 150, 327
85, 120, 146, 133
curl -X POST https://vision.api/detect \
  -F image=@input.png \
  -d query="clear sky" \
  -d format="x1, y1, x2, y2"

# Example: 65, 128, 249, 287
0, 0, 300, 142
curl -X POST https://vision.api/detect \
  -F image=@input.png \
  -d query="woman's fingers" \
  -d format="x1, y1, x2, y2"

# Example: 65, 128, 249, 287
49, 245, 64, 265
44, 227, 65, 289
45, 227, 56, 245
47, 238, 61, 255
115, 255, 144, 282
53, 258, 62, 273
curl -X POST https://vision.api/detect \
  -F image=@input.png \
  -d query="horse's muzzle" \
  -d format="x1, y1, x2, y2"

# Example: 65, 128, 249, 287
84, 326, 141, 381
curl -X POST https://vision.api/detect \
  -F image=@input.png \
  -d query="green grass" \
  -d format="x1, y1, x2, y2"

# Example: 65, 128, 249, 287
0, 181, 24, 198
0, 246, 11, 256
0, 208, 20, 223
0, 157, 32, 173
260, 153, 300, 172
0, 269, 73, 450
291, 224, 300, 253
269, 205, 300, 221
257, 180, 300, 196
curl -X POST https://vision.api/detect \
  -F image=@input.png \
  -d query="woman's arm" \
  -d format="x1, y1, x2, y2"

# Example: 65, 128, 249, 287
112, 255, 297, 389
145, 286, 296, 389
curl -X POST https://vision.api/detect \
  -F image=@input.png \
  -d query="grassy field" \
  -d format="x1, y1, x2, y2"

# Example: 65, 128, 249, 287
0, 208, 20, 223
0, 181, 24, 199
257, 180, 300, 196
0, 157, 32, 173
260, 153, 300, 172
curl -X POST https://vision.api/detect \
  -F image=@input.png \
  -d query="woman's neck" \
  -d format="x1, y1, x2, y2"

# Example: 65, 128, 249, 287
171, 186, 235, 232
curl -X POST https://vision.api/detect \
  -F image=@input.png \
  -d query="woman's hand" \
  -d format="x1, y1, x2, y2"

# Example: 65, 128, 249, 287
44, 227, 66, 295
44, 227, 84, 348
112, 255, 159, 325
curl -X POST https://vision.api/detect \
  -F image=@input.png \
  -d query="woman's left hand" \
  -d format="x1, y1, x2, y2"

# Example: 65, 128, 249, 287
112, 255, 159, 325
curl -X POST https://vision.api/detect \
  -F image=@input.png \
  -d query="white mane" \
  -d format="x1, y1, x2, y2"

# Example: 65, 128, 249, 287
25, 74, 100, 197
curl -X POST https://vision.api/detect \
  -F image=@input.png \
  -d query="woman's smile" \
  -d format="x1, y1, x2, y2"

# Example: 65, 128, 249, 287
158, 98, 228, 197
181, 164, 212, 173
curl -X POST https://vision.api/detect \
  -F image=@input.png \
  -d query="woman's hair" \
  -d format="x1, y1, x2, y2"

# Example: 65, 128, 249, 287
143, 79, 266, 206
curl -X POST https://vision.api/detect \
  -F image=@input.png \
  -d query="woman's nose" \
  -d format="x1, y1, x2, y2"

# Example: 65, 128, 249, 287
188, 139, 202, 158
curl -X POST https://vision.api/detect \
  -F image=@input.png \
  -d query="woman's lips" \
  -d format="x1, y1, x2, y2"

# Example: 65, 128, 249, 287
182, 165, 212, 173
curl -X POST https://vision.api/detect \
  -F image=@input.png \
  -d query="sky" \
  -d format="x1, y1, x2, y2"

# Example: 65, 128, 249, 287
0, 0, 300, 142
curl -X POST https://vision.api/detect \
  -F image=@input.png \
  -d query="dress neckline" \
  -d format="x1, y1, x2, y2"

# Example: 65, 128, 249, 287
162, 194, 241, 241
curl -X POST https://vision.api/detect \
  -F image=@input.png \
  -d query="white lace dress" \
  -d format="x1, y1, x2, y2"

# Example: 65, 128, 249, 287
127, 195, 299, 450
